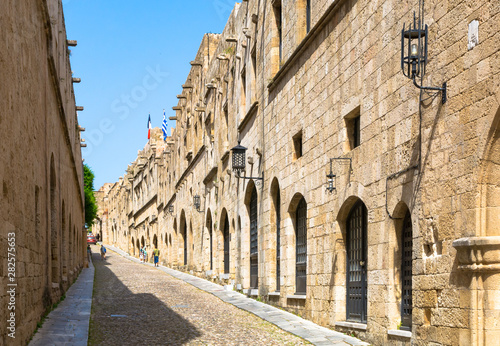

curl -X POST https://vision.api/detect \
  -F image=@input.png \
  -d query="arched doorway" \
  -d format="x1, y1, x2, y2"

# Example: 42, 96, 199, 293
189, 221, 193, 265
180, 211, 187, 266
206, 212, 213, 270
346, 200, 368, 322
401, 210, 413, 330
249, 186, 258, 288
270, 178, 281, 292
295, 197, 307, 295
223, 214, 230, 274
153, 234, 158, 249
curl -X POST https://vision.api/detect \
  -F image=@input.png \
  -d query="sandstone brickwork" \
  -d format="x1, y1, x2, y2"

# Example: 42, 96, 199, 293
0, 1, 86, 345
96, 1, 500, 345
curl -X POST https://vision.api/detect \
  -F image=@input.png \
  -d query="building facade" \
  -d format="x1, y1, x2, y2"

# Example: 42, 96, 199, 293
0, 1, 86, 345
96, 1, 500, 345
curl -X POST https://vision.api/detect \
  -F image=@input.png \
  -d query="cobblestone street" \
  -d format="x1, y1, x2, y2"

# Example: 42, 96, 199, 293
88, 246, 309, 345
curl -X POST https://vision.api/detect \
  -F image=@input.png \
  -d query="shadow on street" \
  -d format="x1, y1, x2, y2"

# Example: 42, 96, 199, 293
88, 247, 201, 345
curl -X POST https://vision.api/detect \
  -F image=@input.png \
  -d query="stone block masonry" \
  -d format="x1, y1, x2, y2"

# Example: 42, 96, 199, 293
96, 0, 500, 345
0, 1, 86, 345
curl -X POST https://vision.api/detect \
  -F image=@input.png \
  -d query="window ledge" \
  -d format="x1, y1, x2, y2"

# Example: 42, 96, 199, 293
243, 288, 259, 296
335, 321, 367, 330
238, 101, 258, 132
267, 0, 347, 91
388, 330, 412, 338
286, 294, 306, 300
220, 149, 230, 163
268, 291, 281, 297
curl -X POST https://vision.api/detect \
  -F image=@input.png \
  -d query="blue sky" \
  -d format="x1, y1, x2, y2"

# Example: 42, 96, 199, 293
64, 0, 238, 189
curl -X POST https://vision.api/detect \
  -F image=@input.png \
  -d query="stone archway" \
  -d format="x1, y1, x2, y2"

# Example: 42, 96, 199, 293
206, 210, 213, 271
478, 105, 500, 237
453, 105, 500, 346
180, 210, 187, 266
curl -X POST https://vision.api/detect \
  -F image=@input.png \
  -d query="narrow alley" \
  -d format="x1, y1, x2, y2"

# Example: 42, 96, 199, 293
88, 246, 310, 345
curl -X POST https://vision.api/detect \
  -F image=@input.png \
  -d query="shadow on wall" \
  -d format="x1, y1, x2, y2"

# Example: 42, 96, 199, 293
88, 251, 201, 345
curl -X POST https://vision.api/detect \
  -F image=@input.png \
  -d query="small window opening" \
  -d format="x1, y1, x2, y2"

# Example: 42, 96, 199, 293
345, 107, 361, 151
293, 131, 303, 160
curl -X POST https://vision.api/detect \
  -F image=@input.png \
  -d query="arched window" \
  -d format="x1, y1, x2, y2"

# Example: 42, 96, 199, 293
275, 189, 281, 291
401, 210, 413, 329
346, 200, 368, 322
295, 198, 307, 294
223, 215, 230, 274
249, 187, 258, 288
183, 221, 188, 266
207, 213, 213, 270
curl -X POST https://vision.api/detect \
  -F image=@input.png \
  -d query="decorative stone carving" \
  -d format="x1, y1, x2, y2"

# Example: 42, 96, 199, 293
453, 236, 500, 271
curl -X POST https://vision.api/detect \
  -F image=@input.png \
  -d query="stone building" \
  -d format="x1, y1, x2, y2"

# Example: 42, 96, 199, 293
97, 0, 499, 345
0, 1, 86, 345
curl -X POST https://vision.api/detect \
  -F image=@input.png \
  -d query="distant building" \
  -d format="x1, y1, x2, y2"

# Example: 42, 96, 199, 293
0, 1, 86, 344
97, 1, 500, 345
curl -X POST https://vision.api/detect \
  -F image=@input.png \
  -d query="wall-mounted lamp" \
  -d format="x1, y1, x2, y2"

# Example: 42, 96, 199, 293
193, 195, 204, 212
231, 141, 263, 182
166, 205, 174, 215
401, 13, 446, 104
326, 158, 352, 193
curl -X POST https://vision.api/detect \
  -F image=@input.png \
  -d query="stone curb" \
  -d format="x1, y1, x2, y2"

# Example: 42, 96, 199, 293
29, 256, 95, 346
104, 244, 370, 346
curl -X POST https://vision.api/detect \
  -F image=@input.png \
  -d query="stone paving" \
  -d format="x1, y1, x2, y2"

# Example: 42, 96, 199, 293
28, 244, 368, 346
29, 257, 94, 346
89, 245, 311, 345
103, 245, 369, 346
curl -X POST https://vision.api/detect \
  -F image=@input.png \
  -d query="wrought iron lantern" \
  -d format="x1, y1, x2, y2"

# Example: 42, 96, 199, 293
326, 171, 336, 193
325, 158, 352, 193
167, 205, 174, 214
193, 195, 201, 210
193, 195, 204, 212
401, 13, 446, 104
231, 141, 263, 181
231, 141, 247, 174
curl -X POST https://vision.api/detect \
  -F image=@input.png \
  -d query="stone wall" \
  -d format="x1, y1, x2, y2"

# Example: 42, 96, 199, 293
97, 0, 500, 345
0, 1, 86, 345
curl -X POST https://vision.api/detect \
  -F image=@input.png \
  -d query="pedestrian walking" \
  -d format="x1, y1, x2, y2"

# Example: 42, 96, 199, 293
143, 246, 147, 263
100, 245, 107, 260
153, 247, 160, 267
87, 244, 92, 262
139, 248, 144, 263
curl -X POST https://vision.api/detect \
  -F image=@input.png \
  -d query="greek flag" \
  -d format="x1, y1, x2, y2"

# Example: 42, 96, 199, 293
147, 113, 151, 139
162, 109, 168, 141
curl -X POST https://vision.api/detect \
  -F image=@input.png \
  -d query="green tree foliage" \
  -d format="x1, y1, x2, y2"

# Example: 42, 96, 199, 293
84, 164, 98, 226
